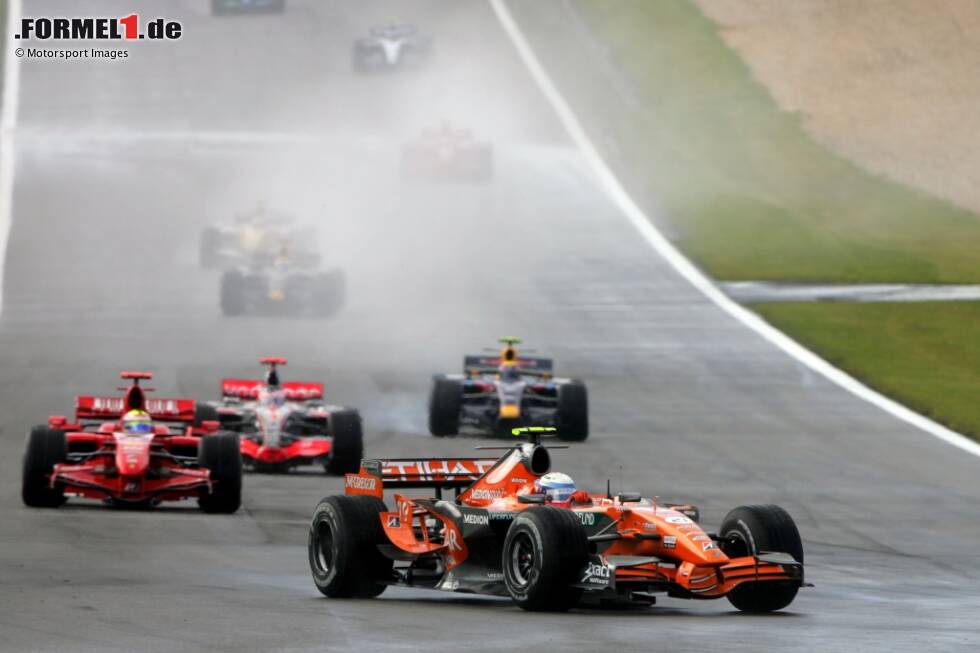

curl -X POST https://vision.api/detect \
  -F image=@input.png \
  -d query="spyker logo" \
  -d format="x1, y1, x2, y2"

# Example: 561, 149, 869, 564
581, 562, 611, 585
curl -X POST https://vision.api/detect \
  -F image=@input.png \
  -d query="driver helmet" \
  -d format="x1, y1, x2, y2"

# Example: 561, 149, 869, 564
499, 364, 520, 383
535, 472, 576, 504
121, 409, 153, 435
260, 388, 286, 407
266, 368, 281, 388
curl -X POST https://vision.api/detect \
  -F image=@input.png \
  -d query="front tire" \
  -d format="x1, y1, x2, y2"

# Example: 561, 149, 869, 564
556, 381, 588, 441
502, 506, 588, 611
198, 433, 243, 514
428, 377, 461, 436
326, 410, 363, 475
309, 495, 392, 598
22, 426, 67, 508
720, 504, 803, 612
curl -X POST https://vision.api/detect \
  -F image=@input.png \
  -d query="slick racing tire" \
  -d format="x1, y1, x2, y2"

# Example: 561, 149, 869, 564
326, 410, 363, 475
22, 426, 67, 508
556, 381, 588, 441
428, 377, 461, 436
720, 505, 803, 612
220, 270, 247, 317
503, 506, 588, 611
193, 403, 220, 427
197, 433, 243, 514
309, 495, 393, 598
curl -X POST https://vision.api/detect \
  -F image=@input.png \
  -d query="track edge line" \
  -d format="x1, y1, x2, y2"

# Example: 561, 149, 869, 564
488, 0, 980, 459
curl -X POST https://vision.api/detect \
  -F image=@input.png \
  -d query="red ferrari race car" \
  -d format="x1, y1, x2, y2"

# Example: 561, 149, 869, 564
21, 372, 241, 513
198, 357, 363, 474
400, 122, 493, 182
309, 428, 808, 612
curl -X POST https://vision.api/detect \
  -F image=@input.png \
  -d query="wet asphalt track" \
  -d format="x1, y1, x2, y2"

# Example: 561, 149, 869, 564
1, 2, 978, 652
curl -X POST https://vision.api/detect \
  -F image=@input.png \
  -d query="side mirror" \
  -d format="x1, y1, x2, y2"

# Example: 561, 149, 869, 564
201, 420, 220, 433
617, 492, 642, 503
518, 494, 546, 505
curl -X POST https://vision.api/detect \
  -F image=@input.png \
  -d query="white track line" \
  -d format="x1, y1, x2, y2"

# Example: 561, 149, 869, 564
489, 0, 980, 459
0, 0, 23, 315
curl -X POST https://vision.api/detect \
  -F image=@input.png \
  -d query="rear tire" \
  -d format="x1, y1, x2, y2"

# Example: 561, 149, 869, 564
22, 426, 67, 508
309, 495, 392, 598
502, 506, 588, 611
556, 381, 588, 441
720, 504, 803, 612
198, 433, 243, 514
326, 410, 363, 475
428, 377, 461, 436
220, 270, 247, 317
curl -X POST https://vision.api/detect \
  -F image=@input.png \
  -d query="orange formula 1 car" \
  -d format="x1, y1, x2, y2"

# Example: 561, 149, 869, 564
309, 428, 808, 612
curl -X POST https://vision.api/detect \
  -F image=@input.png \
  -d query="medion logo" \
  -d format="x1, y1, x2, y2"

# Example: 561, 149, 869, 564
15, 16, 182, 41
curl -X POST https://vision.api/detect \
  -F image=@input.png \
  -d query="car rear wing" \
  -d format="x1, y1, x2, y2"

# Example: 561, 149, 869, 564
75, 396, 197, 423
462, 355, 554, 377
221, 379, 323, 401
345, 457, 499, 498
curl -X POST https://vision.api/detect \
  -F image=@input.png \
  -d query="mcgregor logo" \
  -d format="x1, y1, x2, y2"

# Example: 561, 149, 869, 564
15, 15, 182, 41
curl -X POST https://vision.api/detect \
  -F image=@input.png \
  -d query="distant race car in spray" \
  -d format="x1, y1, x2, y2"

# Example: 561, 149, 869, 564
211, 0, 285, 16
22, 372, 242, 513
352, 24, 431, 72
429, 337, 587, 440
400, 123, 493, 182
198, 357, 363, 474
219, 263, 345, 317
199, 205, 317, 270
309, 427, 808, 613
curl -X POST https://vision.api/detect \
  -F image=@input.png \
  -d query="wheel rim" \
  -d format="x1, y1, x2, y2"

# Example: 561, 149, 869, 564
509, 532, 536, 588
723, 529, 752, 558
313, 520, 336, 577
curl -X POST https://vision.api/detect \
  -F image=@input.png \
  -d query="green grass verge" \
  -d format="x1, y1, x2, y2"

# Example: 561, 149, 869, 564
525, 0, 980, 283
754, 302, 980, 438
